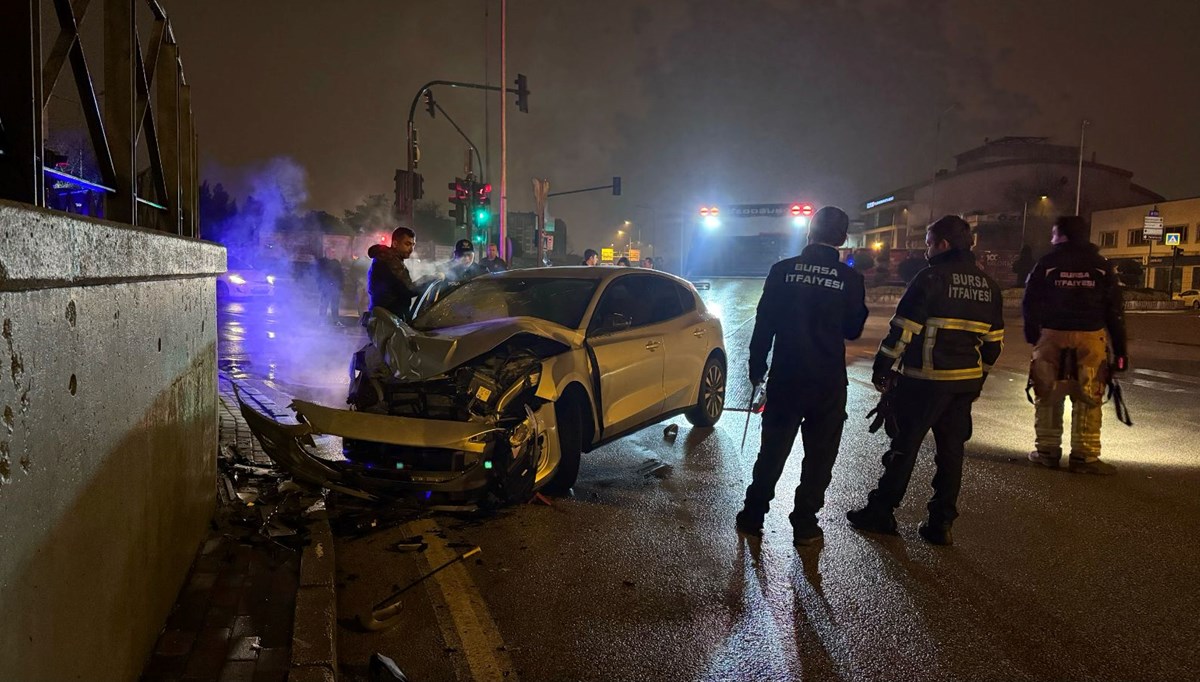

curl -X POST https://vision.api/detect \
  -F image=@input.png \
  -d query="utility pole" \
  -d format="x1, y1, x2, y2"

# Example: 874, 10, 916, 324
500, 0, 508, 261
1075, 119, 1089, 215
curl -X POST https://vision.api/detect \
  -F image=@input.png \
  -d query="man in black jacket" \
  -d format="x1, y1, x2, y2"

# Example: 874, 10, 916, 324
367, 227, 421, 321
848, 215, 1004, 546
1023, 215, 1127, 475
736, 206, 869, 546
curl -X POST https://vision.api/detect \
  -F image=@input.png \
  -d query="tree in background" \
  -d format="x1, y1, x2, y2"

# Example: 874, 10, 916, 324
851, 248, 875, 274
898, 256, 926, 283
198, 180, 239, 242
1115, 259, 1144, 288
1012, 244, 1035, 286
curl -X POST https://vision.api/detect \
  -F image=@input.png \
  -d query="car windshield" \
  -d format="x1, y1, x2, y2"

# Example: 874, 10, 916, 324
412, 277, 598, 331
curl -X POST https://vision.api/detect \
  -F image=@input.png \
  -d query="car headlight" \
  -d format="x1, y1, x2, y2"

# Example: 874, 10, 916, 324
508, 419, 533, 450
266, 275, 276, 285
228, 274, 247, 285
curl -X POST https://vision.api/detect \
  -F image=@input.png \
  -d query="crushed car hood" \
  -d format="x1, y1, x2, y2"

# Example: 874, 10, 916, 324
371, 312, 580, 382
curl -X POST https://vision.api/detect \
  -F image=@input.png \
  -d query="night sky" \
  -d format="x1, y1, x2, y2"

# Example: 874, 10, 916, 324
163, 0, 1200, 250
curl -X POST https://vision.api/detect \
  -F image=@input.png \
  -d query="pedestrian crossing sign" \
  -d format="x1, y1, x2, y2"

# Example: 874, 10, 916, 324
1165, 233, 1181, 245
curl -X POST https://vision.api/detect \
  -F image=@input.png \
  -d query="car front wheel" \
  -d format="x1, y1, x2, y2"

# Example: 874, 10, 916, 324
542, 397, 583, 495
685, 354, 726, 427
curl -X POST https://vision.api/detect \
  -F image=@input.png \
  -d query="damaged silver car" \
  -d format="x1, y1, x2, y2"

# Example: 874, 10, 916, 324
239, 267, 726, 507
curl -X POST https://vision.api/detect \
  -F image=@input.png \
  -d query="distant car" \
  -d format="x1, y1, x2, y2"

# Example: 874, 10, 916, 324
1174, 289, 1200, 309
238, 267, 727, 507
217, 257, 277, 299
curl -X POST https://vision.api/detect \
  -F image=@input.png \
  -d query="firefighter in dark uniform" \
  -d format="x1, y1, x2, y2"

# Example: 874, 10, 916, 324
1023, 215, 1127, 475
736, 206, 869, 546
366, 226, 421, 321
847, 215, 1004, 546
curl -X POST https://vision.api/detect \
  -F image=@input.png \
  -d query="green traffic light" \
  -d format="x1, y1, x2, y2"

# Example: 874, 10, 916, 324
475, 208, 491, 225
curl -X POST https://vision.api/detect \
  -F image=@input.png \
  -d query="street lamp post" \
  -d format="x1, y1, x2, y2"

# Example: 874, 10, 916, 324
1075, 119, 1089, 215
928, 103, 959, 224
1020, 195, 1048, 246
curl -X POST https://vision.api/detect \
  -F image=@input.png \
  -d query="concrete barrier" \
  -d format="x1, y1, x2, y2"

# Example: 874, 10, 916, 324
0, 201, 225, 681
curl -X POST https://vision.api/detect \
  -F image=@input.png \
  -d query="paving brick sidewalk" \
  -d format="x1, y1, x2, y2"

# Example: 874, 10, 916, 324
141, 377, 307, 682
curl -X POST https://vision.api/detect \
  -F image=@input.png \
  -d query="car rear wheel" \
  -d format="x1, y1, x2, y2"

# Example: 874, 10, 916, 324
686, 354, 726, 427
1193, 300, 1199, 310
542, 397, 582, 495
216, 280, 229, 299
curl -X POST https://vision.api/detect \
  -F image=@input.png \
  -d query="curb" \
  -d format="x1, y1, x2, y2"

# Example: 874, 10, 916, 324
217, 372, 339, 682
290, 518, 339, 682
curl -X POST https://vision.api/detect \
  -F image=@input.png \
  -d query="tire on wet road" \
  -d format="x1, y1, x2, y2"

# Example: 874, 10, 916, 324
686, 352, 726, 427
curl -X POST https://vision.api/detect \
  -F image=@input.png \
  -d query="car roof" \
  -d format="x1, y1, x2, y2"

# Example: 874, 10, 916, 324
489, 265, 696, 288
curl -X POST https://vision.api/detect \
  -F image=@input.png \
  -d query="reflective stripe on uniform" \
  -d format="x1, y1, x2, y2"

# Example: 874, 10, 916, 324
900, 365, 985, 381
891, 316, 924, 334
926, 317, 992, 334
982, 329, 1004, 342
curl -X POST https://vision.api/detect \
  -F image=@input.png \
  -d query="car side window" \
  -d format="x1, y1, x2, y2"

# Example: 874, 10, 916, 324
591, 275, 656, 332
674, 282, 697, 314
645, 278, 684, 324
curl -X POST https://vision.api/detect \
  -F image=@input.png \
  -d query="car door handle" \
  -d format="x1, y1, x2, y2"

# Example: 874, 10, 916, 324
645, 341, 662, 351
692, 328, 706, 337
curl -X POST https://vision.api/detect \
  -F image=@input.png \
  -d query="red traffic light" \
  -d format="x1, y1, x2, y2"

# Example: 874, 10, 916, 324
700, 206, 710, 216
801, 203, 814, 217
790, 204, 803, 217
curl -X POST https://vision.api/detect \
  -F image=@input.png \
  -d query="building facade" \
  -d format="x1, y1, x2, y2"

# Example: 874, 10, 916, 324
853, 137, 1164, 286
1091, 197, 1200, 292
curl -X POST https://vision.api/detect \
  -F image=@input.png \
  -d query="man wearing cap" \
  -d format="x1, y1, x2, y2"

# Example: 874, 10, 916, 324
736, 206, 869, 547
446, 239, 486, 283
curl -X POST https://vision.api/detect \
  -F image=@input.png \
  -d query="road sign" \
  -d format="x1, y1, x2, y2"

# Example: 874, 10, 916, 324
1165, 233, 1181, 246
545, 234, 554, 251
728, 203, 790, 218
1144, 210, 1164, 239
629, 248, 640, 262
601, 247, 614, 262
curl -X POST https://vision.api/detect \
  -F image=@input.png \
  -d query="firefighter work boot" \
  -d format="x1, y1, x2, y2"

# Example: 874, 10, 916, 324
918, 520, 954, 546
735, 510, 764, 538
1068, 458, 1117, 475
846, 507, 899, 536
1028, 450, 1061, 468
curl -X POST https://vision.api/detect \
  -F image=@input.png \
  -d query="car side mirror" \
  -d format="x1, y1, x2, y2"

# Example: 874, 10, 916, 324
602, 312, 632, 333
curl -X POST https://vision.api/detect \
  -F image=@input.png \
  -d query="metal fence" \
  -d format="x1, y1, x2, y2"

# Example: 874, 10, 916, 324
0, 0, 197, 236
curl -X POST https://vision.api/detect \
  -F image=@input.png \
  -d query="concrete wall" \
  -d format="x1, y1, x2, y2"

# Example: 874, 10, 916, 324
0, 200, 225, 681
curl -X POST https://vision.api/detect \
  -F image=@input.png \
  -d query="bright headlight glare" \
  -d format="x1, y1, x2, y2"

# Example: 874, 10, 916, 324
228, 274, 247, 285
266, 275, 276, 285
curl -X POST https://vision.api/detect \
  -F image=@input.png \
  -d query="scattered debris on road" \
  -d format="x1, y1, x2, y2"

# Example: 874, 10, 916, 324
357, 546, 483, 632
638, 458, 674, 479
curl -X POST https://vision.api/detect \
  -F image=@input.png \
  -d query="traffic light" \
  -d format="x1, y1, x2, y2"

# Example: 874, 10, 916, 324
448, 178, 468, 227
1172, 246, 1184, 257
424, 89, 436, 118
699, 206, 720, 230
472, 182, 492, 226
514, 73, 530, 113
612, 176, 621, 196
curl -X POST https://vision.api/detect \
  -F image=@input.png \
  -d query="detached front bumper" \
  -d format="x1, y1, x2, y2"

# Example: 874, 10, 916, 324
236, 393, 553, 506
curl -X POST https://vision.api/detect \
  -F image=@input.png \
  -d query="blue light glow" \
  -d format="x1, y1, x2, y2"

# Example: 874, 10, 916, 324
703, 216, 721, 230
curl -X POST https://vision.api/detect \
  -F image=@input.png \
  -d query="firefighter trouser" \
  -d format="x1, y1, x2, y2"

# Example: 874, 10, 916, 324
866, 380, 977, 525
1029, 329, 1108, 460
742, 383, 847, 530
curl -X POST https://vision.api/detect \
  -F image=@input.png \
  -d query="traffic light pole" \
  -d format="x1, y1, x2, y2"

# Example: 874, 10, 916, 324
404, 78, 528, 230
430, 100, 484, 183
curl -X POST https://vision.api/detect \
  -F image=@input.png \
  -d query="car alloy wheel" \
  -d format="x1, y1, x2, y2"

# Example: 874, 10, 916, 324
703, 362, 725, 421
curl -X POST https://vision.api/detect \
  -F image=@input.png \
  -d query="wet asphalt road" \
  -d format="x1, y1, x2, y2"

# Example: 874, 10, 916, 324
219, 282, 1200, 682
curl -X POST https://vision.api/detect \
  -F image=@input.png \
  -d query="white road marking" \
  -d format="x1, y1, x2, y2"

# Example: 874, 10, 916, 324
1132, 368, 1200, 386
408, 518, 518, 682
